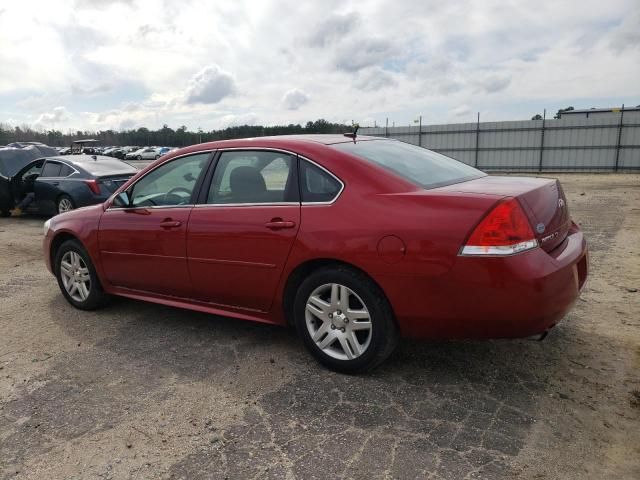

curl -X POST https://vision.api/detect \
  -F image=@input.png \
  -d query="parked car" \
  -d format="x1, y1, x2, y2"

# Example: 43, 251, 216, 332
3, 155, 136, 215
111, 147, 139, 159
42, 135, 588, 372
0, 144, 59, 216
125, 147, 161, 160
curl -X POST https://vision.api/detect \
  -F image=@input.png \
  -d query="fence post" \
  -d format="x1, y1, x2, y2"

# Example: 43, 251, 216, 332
538, 109, 546, 172
614, 104, 625, 172
385, 118, 389, 138
418, 115, 422, 147
474, 112, 480, 168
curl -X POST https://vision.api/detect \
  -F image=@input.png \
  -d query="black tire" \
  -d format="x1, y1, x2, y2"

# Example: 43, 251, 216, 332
293, 265, 398, 373
54, 239, 109, 310
57, 195, 75, 214
1, 209, 10, 217
136, 155, 142, 160
155, 154, 160, 159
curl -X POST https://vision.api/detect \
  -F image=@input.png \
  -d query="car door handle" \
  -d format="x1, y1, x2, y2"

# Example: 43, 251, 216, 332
160, 219, 182, 229
265, 219, 296, 229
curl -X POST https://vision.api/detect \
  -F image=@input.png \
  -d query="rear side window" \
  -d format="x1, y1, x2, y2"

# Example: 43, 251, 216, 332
332, 140, 485, 189
41, 161, 62, 177
300, 160, 342, 203
207, 150, 297, 204
59, 164, 74, 177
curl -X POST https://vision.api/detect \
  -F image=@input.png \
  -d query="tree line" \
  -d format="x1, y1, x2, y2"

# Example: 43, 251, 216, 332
0, 119, 354, 147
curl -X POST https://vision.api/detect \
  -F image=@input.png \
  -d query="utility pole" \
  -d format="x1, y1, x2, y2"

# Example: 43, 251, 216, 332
418, 115, 422, 147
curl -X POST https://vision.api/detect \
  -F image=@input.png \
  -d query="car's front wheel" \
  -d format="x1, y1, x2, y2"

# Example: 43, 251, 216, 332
137, 155, 142, 160
55, 239, 108, 310
294, 266, 398, 373
57, 195, 75, 214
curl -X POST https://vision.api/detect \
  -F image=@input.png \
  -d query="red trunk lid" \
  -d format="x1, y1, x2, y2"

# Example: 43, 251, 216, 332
437, 175, 571, 252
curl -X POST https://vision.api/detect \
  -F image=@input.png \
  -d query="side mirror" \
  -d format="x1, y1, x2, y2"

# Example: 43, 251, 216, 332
112, 191, 131, 208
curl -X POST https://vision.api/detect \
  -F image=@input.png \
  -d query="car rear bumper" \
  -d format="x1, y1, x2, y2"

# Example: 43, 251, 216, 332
380, 224, 588, 339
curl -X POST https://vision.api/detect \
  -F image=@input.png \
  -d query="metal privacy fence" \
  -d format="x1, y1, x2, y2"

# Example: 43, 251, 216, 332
360, 111, 640, 172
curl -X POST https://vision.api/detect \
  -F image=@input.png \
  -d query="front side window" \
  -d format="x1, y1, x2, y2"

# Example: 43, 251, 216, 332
41, 161, 62, 178
300, 160, 342, 203
129, 153, 209, 207
207, 150, 296, 204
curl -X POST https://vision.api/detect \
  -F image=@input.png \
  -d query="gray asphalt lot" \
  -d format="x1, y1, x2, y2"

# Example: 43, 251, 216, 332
1, 174, 639, 479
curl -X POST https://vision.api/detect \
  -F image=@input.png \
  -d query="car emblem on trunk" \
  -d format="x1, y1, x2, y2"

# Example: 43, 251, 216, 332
536, 223, 546, 234
558, 198, 565, 209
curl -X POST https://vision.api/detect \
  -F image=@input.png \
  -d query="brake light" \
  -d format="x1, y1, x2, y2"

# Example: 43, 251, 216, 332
460, 198, 538, 256
84, 179, 101, 195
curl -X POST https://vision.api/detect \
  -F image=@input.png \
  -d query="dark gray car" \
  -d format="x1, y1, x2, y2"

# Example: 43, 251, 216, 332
0, 155, 137, 216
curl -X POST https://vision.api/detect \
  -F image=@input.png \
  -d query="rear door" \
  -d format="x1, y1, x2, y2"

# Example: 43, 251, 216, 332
186, 149, 300, 312
98, 152, 212, 297
34, 160, 66, 214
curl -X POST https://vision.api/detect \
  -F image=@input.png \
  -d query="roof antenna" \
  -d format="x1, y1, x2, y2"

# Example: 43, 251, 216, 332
343, 122, 359, 143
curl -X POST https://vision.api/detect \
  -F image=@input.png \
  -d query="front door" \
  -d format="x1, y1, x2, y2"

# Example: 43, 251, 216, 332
98, 152, 212, 297
187, 150, 300, 312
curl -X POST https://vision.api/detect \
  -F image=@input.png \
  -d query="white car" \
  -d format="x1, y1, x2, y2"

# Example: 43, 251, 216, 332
125, 147, 162, 160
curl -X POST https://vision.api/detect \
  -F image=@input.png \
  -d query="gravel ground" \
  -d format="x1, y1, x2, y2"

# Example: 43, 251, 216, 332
0, 173, 639, 480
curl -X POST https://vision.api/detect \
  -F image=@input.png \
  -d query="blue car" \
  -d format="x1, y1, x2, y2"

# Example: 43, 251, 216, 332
0, 155, 137, 216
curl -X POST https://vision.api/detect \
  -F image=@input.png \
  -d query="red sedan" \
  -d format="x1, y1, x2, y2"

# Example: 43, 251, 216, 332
43, 135, 588, 372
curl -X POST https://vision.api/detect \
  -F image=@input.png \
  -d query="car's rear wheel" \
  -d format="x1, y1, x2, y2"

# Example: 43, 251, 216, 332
57, 195, 75, 214
55, 239, 108, 310
293, 266, 398, 373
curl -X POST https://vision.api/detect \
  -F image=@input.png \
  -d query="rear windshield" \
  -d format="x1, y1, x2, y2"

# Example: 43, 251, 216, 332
332, 140, 485, 189
75, 159, 137, 176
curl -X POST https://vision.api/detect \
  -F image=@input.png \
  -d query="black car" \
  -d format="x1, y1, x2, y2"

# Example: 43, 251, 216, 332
0, 155, 137, 216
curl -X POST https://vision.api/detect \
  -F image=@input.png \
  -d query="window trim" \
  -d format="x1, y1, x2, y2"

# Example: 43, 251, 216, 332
194, 147, 344, 208
107, 150, 215, 211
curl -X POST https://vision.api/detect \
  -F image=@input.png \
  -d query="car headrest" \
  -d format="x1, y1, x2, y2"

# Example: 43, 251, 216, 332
229, 166, 266, 201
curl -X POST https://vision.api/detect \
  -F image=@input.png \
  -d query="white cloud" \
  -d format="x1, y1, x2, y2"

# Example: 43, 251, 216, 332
282, 89, 309, 110
354, 68, 397, 92
34, 107, 69, 128
0, 0, 637, 131
307, 12, 360, 47
185, 65, 236, 105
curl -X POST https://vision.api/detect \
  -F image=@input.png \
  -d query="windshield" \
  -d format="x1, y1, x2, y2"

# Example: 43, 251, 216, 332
332, 140, 486, 189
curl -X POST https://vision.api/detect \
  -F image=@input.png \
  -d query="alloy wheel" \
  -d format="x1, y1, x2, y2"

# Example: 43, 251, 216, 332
305, 283, 372, 360
59, 251, 91, 302
58, 198, 73, 213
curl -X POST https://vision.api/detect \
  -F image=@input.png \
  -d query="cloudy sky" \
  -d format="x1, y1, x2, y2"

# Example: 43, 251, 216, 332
1, 0, 639, 132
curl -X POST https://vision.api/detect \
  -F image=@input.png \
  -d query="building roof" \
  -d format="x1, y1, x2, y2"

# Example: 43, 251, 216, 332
561, 106, 640, 115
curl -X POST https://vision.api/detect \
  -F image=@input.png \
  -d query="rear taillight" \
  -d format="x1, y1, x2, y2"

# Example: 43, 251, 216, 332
84, 179, 101, 195
460, 198, 538, 256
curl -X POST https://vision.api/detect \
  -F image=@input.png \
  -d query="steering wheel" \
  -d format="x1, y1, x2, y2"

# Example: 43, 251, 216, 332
163, 187, 192, 205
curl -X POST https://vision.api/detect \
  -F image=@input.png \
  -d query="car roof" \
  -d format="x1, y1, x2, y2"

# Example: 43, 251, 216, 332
201, 134, 383, 147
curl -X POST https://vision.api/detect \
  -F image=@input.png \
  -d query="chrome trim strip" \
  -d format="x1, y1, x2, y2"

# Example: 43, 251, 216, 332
193, 202, 299, 208
106, 205, 194, 211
